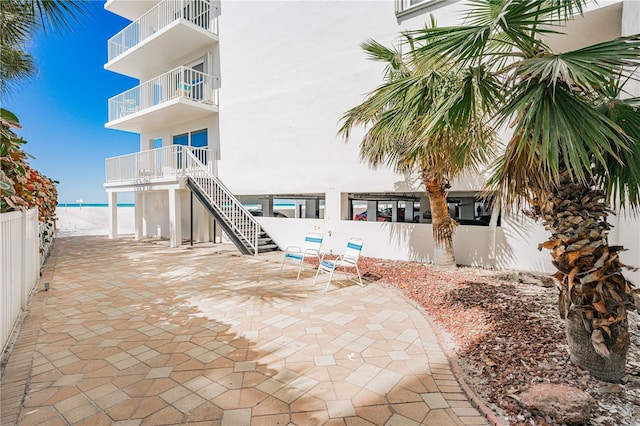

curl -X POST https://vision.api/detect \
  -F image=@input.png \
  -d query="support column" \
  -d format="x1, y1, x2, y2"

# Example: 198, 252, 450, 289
403, 201, 414, 223
134, 192, 143, 241
196, 202, 210, 242
305, 199, 318, 219
324, 189, 347, 253
419, 197, 430, 223
366, 201, 377, 222
108, 191, 118, 239
325, 189, 347, 222
169, 188, 182, 248
263, 196, 273, 217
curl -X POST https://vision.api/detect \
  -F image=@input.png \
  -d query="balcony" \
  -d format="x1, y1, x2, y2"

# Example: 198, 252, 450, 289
105, 0, 218, 79
105, 146, 211, 186
106, 66, 219, 133
104, 0, 157, 21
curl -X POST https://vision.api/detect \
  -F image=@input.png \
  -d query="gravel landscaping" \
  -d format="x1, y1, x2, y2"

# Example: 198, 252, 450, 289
355, 257, 640, 425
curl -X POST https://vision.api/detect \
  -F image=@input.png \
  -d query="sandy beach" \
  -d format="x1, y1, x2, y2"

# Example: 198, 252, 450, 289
55, 206, 135, 237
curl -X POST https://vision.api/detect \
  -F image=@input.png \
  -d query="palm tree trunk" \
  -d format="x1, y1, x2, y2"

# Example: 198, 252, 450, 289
535, 169, 635, 382
423, 170, 457, 271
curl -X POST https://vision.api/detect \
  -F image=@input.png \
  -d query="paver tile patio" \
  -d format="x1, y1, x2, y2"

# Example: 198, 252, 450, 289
1, 236, 491, 425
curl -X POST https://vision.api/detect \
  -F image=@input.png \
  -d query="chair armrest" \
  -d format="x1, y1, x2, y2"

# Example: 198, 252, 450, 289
284, 246, 302, 253
319, 251, 333, 262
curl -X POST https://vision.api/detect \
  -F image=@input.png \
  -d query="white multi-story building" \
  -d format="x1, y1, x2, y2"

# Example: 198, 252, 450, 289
104, 0, 640, 281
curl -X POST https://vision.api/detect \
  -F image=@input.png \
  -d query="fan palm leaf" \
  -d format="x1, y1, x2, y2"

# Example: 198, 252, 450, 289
409, 0, 640, 381
340, 28, 496, 269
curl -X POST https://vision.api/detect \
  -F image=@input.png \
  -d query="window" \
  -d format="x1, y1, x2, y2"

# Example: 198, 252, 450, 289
191, 129, 207, 148
173, 133, 189, 147
173, 129, 208, 166
395, 0, 446, 17
348, 192, 500, 226
172, 130, 207, 148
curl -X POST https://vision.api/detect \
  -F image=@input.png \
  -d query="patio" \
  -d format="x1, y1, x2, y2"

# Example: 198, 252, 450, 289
1, 236, 489, 425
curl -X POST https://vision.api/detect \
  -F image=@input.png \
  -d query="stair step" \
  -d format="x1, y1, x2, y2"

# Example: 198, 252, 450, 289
187, 175, 280, 256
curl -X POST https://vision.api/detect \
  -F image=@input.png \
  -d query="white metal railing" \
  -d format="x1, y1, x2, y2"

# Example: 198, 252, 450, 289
105, 145, 210, 183
105, 146, 260, 254
108, 0, 218, 61
185, 149, 261, 255
1, 208, 39, 354
108, 66, 219, 122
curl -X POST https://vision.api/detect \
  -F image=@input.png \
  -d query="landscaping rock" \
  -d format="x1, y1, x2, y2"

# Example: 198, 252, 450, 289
517, 383, 595, 424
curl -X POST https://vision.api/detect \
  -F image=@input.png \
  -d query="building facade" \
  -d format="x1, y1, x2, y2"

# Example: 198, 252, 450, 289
104, 0, 640, 281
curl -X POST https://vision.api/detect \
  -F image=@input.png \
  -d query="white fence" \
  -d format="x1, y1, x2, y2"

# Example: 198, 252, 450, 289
1, 208, 40, 353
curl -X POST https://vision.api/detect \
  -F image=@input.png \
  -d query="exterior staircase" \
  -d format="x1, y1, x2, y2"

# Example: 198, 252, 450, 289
184, 149, 279, 255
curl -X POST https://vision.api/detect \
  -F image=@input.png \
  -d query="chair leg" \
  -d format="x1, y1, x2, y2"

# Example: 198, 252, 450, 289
324, 268, 336, 292
296, 261, 303, 280
313, 267, 321, 284
354, 264, 364, 287
342, 267, 350, 282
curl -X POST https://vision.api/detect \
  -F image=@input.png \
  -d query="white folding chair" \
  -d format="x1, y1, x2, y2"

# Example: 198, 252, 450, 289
280, 232, 323, 279
314, 237, 364, 291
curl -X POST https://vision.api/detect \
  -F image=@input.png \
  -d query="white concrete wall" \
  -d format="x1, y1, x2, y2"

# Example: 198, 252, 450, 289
258, 208, 555, 272
216, 0, 469, 195
259, 207, 639, 283
142, 189, 211, 242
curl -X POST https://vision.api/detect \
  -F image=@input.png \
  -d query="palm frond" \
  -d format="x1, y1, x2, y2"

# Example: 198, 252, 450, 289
0, 1, 37, 46
515, 35, 640, 93
0, 45, 35, 99
360, 39, 407, 80
340, 33, 496, 180
494, 80, 631, 193
410, 25, 494, 68
27, 0, 92, 34
597, 97, 640, 210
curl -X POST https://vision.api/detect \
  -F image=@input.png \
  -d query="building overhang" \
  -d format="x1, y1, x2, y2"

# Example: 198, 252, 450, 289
104, 176, 186, 193
104, 0, 156, 21
105, 98, 218, 133
104, 20, 218, 80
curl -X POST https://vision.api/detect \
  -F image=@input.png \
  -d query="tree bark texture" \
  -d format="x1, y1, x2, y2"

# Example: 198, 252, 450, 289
423, 169, 457, 271
533, 169, 638, 382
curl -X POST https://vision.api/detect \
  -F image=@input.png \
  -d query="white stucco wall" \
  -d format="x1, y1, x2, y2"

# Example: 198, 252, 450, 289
216, 0, 470, 195
142, 190, 211, 242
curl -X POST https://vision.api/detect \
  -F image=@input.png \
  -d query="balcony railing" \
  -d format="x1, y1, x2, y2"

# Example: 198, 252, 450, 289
108, 0, 218, 62
105, 146, 211, 183
108, 66, 219, 122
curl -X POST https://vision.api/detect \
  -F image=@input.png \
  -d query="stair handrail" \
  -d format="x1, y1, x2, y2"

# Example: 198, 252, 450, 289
183, 148, 260, 255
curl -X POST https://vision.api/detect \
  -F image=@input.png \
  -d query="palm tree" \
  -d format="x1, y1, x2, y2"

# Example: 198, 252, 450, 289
0, 0, 90, 97
339, 33, 496, 270
410, 0, 640, 381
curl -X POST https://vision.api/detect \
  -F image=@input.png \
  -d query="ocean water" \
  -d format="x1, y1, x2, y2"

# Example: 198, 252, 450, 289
57, 203, 134, 208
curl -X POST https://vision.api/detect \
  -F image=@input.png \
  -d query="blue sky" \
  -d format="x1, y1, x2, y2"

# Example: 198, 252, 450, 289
5, 1, 138, 204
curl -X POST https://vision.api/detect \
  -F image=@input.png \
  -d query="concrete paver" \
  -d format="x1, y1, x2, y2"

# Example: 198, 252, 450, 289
1, 236, 490, 425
